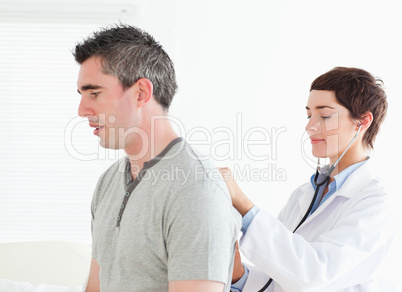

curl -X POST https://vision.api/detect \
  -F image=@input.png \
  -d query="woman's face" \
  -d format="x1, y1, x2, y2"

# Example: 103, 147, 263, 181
305, 90, 360, 161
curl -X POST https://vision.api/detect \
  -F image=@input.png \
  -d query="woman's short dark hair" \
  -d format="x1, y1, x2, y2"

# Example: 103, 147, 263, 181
310, 67, 387, 149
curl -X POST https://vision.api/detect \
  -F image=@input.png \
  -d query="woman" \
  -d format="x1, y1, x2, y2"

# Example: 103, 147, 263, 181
222, 67, 394, 292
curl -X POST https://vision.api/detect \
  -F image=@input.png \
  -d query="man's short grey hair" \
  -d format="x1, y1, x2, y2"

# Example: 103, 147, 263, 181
73, 24, 177, 110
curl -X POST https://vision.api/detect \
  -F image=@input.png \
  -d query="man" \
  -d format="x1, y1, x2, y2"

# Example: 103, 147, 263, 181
73, 24, 241, 292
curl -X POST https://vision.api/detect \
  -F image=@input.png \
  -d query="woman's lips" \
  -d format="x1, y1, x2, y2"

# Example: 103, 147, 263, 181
310, 138, 325, 144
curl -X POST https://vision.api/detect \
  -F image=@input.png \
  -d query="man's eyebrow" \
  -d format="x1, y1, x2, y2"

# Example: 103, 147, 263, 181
77, 84, 103, 94
305, 105, 335, 110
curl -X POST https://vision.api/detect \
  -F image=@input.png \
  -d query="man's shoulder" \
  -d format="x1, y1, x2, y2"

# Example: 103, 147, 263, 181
164, 141, 223, 184
167, 141, 216, 170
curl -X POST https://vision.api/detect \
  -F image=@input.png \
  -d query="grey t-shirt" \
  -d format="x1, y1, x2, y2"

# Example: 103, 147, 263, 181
91, 138, 241, 292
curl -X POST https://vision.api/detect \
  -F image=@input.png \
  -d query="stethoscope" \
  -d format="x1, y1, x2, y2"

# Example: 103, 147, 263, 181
256, 124, 362, 292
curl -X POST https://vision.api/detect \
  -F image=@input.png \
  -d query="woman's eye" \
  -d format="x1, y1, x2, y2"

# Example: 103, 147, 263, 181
321, 116, 331, 119
306, 116, 311, 119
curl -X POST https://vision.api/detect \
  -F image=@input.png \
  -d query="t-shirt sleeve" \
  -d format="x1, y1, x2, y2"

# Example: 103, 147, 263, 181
90, 170, 108, 259
90, 179, 100, 259
165, 179, 240, 284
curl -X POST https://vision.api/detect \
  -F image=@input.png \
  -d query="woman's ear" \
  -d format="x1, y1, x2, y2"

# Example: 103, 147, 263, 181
135, 78, 153, 108
358, 111, 373, 131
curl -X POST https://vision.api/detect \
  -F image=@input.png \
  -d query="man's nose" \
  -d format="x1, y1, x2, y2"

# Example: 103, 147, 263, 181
78, 96, 93, 117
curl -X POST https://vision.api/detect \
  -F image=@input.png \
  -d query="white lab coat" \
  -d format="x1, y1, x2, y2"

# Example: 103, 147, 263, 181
240, 161, 395, 292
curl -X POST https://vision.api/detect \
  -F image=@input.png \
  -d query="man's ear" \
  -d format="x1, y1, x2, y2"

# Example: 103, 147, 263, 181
135, 78, 153, 108
358, 111, 373, 131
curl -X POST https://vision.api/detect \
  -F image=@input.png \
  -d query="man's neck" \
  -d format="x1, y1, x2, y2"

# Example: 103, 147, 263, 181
125, 118, 178, 178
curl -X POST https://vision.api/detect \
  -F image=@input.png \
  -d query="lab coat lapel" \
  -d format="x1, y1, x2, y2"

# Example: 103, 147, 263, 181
333, 161, 374, 199
296, 162, 374, 229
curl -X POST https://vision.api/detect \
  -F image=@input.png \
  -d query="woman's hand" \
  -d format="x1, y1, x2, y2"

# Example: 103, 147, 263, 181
218, 167, 255, 217
232, 241, 245, 284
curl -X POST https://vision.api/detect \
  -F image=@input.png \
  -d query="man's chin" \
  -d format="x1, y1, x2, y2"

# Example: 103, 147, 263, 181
99, 139, 124, 150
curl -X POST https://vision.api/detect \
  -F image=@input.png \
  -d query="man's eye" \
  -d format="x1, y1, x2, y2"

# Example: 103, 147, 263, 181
91, 92, 100, 97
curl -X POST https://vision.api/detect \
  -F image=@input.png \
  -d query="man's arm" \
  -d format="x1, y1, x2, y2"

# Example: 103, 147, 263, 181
85, 257, 100, 292
169, 280, 224, 292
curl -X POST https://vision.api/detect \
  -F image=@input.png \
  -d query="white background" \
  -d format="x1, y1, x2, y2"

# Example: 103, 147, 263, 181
0, 0, 401, 288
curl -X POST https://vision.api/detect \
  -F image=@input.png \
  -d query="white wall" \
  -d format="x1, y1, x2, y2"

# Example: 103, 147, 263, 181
1, 0, 400, 288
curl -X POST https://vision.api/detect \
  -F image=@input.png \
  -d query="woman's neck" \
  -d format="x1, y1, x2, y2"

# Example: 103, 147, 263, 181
329, 145, 367, 178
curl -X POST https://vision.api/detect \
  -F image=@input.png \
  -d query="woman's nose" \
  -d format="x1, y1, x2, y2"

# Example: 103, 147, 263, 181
305, 118, 320, 134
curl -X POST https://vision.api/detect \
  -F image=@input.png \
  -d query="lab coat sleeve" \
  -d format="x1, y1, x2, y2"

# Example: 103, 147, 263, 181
239, 188, 394, 292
